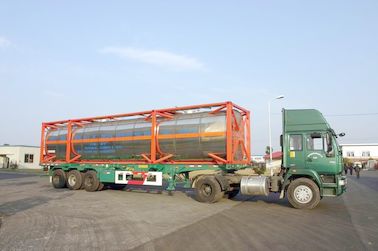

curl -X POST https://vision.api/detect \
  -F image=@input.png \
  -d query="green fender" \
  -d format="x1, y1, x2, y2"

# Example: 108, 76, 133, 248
283, 168, 323, 195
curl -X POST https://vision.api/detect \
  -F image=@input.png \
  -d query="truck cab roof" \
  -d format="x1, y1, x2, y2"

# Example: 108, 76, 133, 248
283, 109, 331, 133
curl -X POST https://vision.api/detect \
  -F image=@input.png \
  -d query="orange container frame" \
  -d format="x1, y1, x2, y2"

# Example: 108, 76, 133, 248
40, 101, 251, 165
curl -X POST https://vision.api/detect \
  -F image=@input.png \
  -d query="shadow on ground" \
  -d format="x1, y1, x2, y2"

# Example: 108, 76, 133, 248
0, 196, 52, 216
349, 173, 378, 192
109, 183, 292, 208
0, 181, 38, 187
0, 192, 73, 217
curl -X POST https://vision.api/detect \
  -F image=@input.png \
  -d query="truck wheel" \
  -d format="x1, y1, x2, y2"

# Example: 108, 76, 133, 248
83, 170, 100, 192
66, 170, 83, 190
287, 178, 320, 209
226, 189, 239, 199
52, 169, 66, 189
194, 176, 224, 203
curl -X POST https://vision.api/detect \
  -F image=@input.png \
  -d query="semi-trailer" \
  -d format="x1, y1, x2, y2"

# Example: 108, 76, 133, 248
40, 101, 346, 209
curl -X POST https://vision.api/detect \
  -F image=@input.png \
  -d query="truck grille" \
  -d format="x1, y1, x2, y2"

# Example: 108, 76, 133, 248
321, 175, 336, 183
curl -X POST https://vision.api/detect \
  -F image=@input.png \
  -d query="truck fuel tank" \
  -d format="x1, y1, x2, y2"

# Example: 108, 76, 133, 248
240, 176, 269, 196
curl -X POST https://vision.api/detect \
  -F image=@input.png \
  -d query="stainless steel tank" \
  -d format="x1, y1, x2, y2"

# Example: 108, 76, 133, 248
46, 111, 242, 161
158, 112, 227, 160
240, 176, 270, 196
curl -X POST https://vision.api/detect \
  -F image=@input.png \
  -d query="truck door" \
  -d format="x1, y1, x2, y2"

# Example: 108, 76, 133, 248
286, 134, 305, 168
305, 132, 336, 174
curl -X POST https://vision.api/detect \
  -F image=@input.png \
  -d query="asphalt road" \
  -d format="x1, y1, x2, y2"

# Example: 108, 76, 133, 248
0, 170, 377, 251
0, 171, 40, 180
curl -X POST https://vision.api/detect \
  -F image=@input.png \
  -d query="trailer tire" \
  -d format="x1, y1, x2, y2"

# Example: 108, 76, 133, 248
287, 178, 320, 209
194, 176, 224, 203
52, 169, 66, 189
66, 170, 83, 190
83, 170, 100, 192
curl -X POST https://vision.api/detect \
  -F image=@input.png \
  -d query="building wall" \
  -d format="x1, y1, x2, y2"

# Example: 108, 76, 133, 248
341, 144, 378, 161
0, 146, 41, 169
251, 155, 265, 163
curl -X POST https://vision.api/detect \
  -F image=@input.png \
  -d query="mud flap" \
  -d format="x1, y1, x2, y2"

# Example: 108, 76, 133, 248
214, 174, 229, 191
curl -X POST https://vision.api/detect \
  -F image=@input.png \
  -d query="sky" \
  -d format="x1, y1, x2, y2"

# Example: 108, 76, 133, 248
0, 1, 377, 155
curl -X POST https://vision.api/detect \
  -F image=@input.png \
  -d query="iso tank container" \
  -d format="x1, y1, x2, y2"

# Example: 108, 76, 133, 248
40, 102, 251, 165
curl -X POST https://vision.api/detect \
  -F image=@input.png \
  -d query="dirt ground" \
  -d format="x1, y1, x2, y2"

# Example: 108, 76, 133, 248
0, 170, 377, 251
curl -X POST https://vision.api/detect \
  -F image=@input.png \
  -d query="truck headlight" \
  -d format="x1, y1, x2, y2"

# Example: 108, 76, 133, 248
339, 179, 346, 186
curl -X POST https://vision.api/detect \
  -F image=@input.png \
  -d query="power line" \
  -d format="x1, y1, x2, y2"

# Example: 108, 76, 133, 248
339, 137, 378, 141
324, 112, 378, 117
271, 112, 378, 117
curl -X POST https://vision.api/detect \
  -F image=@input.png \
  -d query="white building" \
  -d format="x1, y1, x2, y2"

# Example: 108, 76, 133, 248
0, 145, 41, 169
251, 155, 265, 164
340, 143, 378, 161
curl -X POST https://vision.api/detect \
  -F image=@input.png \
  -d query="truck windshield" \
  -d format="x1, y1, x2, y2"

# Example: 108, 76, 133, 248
328, 129, 341, 153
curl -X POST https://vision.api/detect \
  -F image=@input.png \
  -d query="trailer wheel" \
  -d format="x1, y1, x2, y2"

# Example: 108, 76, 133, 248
66, 170, 83, 190
52, 169, 66, 189
83, 170, 100, 192
194, 176, 224, 203
287, 178, 320, 209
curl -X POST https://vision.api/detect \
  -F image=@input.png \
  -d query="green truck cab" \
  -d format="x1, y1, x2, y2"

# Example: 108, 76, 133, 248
280, 109, 346, 209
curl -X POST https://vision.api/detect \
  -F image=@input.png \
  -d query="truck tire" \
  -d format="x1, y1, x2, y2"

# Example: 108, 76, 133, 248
194, 176, 224, 203
287, 178, 320, 209
66, 170, 83, 190
52, 169, 66, 189
83, 170, 100, 192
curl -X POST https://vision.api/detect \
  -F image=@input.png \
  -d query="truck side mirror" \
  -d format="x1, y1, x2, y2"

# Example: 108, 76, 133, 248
338, 133, 345, 137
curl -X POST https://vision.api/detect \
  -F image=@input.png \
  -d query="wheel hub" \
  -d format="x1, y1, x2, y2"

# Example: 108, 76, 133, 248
202, 184, 212, 196
68, 175, 76, 186
294, 185, 313, 204
86, 177, 93, 186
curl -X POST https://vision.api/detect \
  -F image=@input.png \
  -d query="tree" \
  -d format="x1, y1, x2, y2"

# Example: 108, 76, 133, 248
265, 146, 272, 155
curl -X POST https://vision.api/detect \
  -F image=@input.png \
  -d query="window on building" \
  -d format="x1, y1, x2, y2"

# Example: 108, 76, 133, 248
289, 135, 302, 151
347, 151, 354, 157
24, 154, 34, 163
362, 151, 370, 157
